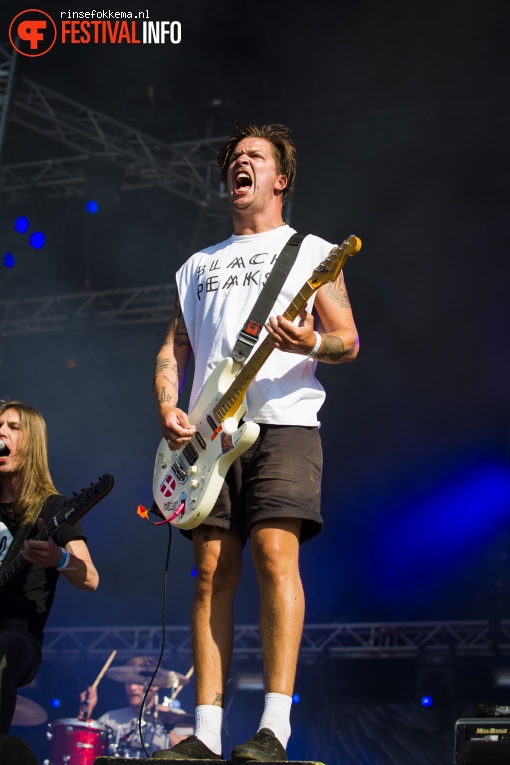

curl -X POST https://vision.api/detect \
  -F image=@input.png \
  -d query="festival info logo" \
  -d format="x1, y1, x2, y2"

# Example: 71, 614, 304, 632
9, 9, 57, 57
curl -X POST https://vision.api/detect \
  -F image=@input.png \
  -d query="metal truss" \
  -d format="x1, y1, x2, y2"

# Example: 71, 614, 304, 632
0, 155, 159, 201
0, 43, 230, 248
41, 621, 510, 662
0, 283, 175, 336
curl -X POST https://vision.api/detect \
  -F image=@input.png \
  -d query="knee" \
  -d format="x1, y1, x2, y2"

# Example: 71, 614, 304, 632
195, 547, 242, 597
251, 525, 301, 585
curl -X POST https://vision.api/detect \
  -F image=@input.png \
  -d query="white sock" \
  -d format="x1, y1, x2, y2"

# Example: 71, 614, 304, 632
194, 704, 223, 755
258, 692, 292, 749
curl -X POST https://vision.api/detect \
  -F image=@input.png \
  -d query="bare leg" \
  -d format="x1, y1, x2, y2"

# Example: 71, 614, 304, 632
191, 526, 243, 706
250, 518, 304, 696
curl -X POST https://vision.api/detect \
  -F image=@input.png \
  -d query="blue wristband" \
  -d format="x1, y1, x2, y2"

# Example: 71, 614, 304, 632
56, 548, 68, 570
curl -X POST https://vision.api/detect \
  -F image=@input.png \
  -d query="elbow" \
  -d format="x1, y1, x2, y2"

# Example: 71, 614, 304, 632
344, 335, 360, 363
88, 570, 100, 592
81, 569, 100, 592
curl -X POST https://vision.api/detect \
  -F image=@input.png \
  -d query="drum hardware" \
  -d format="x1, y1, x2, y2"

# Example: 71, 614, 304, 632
110, 716, 169, 758
157, 701, 194, 726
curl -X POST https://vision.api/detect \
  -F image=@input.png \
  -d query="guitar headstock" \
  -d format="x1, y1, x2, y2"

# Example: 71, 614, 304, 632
62, 473, 115, 525
309, 234, 362, 290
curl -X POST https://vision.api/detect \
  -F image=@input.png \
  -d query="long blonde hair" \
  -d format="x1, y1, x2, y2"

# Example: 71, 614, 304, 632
0, 400, 57, 517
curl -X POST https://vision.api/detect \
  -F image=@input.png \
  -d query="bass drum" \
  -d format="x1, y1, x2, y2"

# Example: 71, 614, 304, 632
46, 718, 112, 765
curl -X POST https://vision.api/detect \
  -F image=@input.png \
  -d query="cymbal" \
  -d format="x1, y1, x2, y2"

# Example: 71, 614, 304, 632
106, 665, 190, 688
156, 705, 194, 726
12, 696, 48, 726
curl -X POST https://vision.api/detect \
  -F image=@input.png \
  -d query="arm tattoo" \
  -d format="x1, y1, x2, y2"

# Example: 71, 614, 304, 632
157, 386, 172, 404
315, 335, 355, 362
153, 357, 171, 388
164, 298, 191, 348
153, 358, 180, 395
324, 274, 351, 308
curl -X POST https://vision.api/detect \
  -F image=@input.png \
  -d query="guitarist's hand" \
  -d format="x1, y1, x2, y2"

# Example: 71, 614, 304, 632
22, 518, 63, 568
160, 406, 196, 451
266, 307, 318, 355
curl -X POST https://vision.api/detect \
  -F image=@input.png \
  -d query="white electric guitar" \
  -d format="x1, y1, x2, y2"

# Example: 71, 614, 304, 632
152, 234, 362, 529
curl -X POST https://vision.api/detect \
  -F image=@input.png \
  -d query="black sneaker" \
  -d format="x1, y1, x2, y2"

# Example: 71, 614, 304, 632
152, 735, 224, 760
231, 729, 287, 762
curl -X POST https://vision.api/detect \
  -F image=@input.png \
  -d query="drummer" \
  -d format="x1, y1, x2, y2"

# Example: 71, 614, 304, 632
79, 656, 190, 757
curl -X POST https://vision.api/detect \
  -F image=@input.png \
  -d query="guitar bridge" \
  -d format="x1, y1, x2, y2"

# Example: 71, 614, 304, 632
183, 442, 199, 465
172, 457, 188, 482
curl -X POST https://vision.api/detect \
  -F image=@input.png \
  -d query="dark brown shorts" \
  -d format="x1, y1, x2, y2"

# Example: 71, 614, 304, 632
185, 424, 323, 544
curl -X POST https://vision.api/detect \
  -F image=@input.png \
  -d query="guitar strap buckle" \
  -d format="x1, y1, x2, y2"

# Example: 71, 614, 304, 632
233, 323, 260, 362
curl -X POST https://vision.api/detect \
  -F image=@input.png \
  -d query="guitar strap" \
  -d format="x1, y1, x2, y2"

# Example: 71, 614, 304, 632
0, 498, 44, 573
231, 232, 306, 363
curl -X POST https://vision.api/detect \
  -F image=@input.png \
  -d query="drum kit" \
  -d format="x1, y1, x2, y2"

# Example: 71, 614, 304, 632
15, 653, 194, 764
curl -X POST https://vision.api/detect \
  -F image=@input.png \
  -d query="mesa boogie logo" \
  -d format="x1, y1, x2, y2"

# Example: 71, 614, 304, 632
475, 727, 509, 734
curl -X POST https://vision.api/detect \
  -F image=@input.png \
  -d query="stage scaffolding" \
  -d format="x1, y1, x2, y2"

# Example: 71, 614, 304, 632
42, 620, 510, 662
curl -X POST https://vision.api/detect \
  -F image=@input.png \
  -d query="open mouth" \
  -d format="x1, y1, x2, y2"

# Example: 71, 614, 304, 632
235, 171, 253, 192
0, 444, 10, 456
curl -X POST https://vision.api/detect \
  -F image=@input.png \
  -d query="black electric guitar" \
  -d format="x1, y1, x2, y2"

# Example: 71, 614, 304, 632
0, 474, 114, 589
152, 234, 362, 530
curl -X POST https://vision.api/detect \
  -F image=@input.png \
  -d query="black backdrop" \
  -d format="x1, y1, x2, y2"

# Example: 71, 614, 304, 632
1, 1, 509, 762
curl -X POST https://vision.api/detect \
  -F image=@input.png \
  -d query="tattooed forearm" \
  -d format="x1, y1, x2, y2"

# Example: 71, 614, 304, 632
324, 274, 351, 308
157, 386, 172, 404
164, 299, 191, 349
315, 335, 355, 362
154, 357, 181, 404
154, 358, 180, 389
153, 357, 171, 388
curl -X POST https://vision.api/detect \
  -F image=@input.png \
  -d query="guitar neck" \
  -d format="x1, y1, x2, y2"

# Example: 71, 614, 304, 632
213, 280, 316, 422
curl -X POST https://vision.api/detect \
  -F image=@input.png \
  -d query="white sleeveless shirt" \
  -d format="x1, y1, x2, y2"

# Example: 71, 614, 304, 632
176, 225, 335, 426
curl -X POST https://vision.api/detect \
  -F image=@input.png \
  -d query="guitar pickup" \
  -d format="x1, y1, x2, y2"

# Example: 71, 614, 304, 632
183, 443, 199, 465
195, 431, 206, 450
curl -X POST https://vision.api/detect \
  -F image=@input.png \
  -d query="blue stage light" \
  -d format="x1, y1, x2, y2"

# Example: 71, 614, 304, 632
50, 698, 61, 709
86, 200, 99, 214
292, 693, 300, 704
29, 232, 45, 250
191, 565, 197, 577
14, 216, 29, 234
421, 696, 433, 707
2, 253, 15, 268
366, 462, 510, 602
